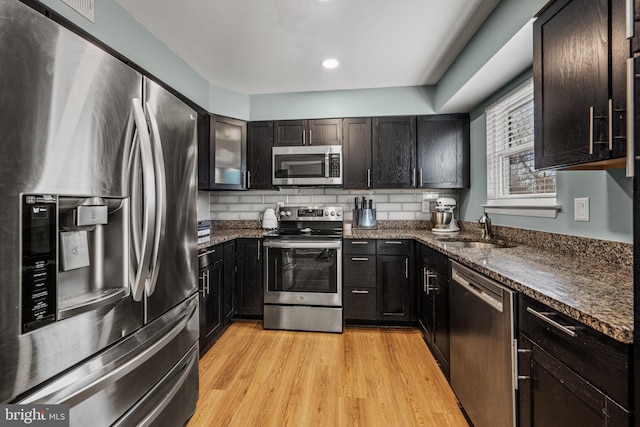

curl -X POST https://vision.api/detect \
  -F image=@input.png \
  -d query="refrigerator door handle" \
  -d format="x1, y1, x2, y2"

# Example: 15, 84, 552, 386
129, 98, 157, 302
145, 102, 167, 297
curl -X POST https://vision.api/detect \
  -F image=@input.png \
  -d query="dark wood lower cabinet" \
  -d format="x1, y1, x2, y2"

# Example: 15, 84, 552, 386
234, 238, 263, 318
518, 295, 632, 426
223, 240, 235, 323
376, 255, 412, 322
199, 246, 224, 357
518, 336, 629, 427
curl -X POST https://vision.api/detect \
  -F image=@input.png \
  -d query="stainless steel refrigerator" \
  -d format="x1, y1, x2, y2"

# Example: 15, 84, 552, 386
0, 0, 199, 425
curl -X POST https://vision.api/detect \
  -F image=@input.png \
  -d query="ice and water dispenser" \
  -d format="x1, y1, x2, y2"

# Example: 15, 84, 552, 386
21, 194, 129, 333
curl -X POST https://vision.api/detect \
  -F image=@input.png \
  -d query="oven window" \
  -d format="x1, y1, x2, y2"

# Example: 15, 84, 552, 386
274, 154, 325, 178
267, 247, 338, 293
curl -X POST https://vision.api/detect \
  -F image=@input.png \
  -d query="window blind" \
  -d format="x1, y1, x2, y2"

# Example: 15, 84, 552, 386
486, 78, 555, 200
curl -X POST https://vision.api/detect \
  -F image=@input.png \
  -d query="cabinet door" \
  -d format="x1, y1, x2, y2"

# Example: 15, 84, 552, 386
274, 120, 307, 146
432, 272, 450, 377
223, 240, 235, 323
376, 255, 412, 321
199, 258, 223, 356
308, 119, 342, 145
247, 121, 274, 189
197, 114, 210, 189
343, 118, 372, 189
518, 336, 630, 427
418, 263, 434, 342
372, 116, 416, 188
416, 114, 469, 188
210, 115, 247, 189
234, 239, 263, 318
534, 0, 612, 169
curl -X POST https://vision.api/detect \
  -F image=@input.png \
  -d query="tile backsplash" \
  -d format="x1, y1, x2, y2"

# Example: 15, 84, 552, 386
203, 188, 458, 222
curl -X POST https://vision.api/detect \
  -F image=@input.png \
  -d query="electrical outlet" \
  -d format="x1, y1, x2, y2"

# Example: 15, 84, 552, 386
574, 197, 589, 222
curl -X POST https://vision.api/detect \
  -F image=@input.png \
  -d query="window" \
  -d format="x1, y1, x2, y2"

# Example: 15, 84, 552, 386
485, 78, 559, 217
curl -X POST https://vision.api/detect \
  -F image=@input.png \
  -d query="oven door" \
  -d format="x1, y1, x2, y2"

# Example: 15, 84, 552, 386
263, 239, 342, 307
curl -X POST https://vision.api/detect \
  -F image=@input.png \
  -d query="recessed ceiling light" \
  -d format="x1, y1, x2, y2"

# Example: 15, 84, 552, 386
322, 58, 339, 69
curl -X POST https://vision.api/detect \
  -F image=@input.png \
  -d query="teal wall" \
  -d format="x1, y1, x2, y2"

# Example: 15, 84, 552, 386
250, 86, 435, 121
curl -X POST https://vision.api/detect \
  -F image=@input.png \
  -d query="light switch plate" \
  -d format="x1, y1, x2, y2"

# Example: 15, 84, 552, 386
574, 197, 590, 222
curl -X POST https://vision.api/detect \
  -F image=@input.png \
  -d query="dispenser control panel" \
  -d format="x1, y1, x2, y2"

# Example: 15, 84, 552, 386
21, 194, 57, 332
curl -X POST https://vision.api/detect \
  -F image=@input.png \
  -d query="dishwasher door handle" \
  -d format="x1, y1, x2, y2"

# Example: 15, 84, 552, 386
451, 268, 504, 312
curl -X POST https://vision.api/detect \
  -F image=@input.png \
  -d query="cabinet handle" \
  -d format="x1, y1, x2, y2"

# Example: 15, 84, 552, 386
589, 106, 595, 155
419, 168, 423, 187
608, 98, 613, 151
351, 241, 369, 245
627, 0, 634, 39
405, 258, 409, 279
302, 129, 306, 145
351, 257, 369, 261
517, 376, 531, 381
627, 58, 635, 177
412, 168, 416, 187
351, 289, 369, 294
309, 129, 313, 145
424, 268, 436, 295
247, 170, 251, 189
200, 270, 210, 295
257, 240, 261, 260
367, 169, 371, 188
526, 307, 577, 338
199, 248, 216, 257
384, 241, 402, 244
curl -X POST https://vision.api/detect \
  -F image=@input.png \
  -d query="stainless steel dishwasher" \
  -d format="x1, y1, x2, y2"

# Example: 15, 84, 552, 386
449, 261, 516, 427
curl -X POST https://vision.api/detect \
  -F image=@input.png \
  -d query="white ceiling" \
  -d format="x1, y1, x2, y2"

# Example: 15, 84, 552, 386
116, 0, 501, 95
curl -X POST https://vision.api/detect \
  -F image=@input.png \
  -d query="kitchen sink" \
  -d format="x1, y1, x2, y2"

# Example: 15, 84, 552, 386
436, 237, 512, 249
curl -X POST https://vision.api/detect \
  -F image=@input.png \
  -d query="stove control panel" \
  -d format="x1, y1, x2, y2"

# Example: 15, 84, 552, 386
278, 206, 343, 221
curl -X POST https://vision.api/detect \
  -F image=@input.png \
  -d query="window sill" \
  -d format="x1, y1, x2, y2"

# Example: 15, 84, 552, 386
481, 204, 562, 218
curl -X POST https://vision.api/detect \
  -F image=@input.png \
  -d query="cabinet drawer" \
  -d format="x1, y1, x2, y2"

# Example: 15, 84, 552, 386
343, 239, 376, 255
376, 239, 411, 256
343, 255, 376, 288
198, 244, 223, 269
344, 287, 377, 321
519, 295, 631, 408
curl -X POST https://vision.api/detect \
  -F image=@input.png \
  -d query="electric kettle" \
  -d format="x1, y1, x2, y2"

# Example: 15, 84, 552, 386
261, 208, 278, 229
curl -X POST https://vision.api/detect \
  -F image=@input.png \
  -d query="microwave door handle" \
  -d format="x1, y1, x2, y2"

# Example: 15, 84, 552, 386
325, 154, 330, 178
130, 98, 156, 302
145, 102, 167, 297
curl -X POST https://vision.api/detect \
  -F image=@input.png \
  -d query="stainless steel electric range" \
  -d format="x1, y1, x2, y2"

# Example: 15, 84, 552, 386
263, 206, 343, 333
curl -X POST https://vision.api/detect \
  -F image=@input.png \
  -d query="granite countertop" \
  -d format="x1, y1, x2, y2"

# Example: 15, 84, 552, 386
200, 228, 633, 344
345, 229, 633, 344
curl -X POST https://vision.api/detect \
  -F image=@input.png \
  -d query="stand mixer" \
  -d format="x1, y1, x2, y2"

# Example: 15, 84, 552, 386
430, 197, 460, 233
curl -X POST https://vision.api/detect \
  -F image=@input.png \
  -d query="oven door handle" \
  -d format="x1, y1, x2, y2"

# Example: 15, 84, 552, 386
263, 240, 342, 250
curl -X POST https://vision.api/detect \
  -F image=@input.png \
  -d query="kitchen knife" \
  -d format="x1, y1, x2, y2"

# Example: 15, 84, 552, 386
368, 199, 373, 209
354, 197, 359, 210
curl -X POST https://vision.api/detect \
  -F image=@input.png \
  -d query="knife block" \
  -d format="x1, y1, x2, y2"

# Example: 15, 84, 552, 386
353, 208, 377, 229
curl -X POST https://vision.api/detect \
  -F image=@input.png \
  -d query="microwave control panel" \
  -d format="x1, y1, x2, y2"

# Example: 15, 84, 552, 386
21, 194, 57, 333
328, 154, 341, 177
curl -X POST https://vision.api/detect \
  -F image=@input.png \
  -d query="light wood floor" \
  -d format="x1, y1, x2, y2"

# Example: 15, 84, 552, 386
189, 322, 469, 427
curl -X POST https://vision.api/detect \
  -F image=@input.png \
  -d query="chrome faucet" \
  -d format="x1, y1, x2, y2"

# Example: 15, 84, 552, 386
478, 211, 492, 240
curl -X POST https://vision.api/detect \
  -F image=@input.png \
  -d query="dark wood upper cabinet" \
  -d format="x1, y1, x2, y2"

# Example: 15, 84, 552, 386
274, 119, 342, 146
416, 114, 469, 188
343, 117, 372, 189
274, 120, 307, 146
534, 0, 628, 170
372, 116, 416, 188
247, 121, 274, 189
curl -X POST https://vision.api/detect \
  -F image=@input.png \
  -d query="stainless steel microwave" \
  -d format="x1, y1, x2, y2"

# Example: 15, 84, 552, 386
272, 145, 343, 186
